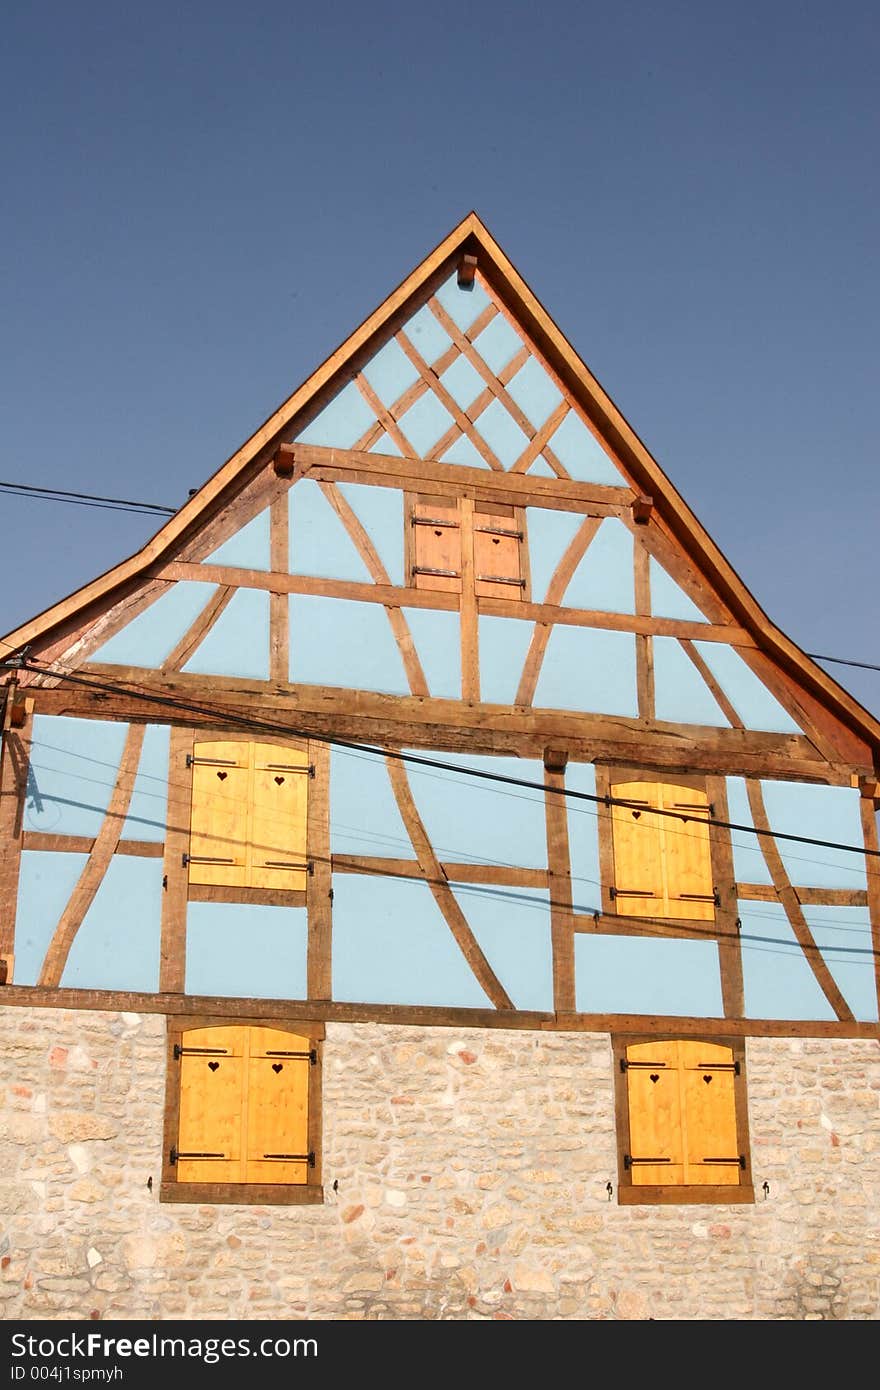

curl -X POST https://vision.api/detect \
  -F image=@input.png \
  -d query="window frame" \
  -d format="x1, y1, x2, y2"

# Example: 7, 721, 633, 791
160, 1015, 325, 1206
405, 493, 530, 602
612, 1033, 754, 1206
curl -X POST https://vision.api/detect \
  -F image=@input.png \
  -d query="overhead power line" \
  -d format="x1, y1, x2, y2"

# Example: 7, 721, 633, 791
9, 655, 879, 861
0, 481, 176, 517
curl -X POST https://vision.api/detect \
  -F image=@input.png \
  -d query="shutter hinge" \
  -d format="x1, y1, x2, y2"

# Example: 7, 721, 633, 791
623, 1154, 671, 1169
169, 1147, 226, 1164
262, 1151, 316, 1167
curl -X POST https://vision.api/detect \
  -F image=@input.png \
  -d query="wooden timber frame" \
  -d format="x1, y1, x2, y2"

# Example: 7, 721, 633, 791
1, 212, 879, 1043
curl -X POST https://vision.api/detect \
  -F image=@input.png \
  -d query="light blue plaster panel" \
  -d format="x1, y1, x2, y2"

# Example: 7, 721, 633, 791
89, 581, 219, 667
472, 312, 524, 375
361, 338, 420, 408
759, 781, 867, 889
369, 431, 403, 457
434, 273, 492, 333
296, 380, 376, 448
332, 874, 492, 1008
725, 777, 773, 886
505, 356, 563, 429
397, 391, 455, 457
405, 751, 547, 871
403, 607, 461, 700
120, 724, 170, 842
290, 595, 409, 694
527, 456, 557, 478
439, 355, 486, 411
475, 398, 530, 468
289, 477, 372, 583
330, 746, 411, 857
693, 643, 802, 734
535, 627, 639, 718
203, 509, 270, 571
526, 508, 587, 604
61, 857, 162, 992
185, 902, 308, 1000
440, 435, 491, 469
739, 902, 837, 1020
26, 716, 129, 838
337, 482, 404, 585
477, 615, 536, 705
14, 851, 87, 985
451, 886, 553, 1012
565, 762, 603, 916
547, 411, 625, 486
649, 557, 709, 623
405, 304, 454, 365
803, 905, 878, 1022
181, 587, 269, 680
653, 637, 731, 726
575, 934, 724, 1016
564, 519, 635, 613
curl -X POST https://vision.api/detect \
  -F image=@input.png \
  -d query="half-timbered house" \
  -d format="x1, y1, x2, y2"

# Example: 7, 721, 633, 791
1, 215, 878, 1320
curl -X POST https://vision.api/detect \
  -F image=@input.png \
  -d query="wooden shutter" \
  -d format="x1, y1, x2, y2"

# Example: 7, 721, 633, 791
610, 781, 665, 917
177, 1025, 244, 1182
245, 1027, 311, 1184
625, 1040, 684, 1185
412, 497, 461, 593
176, 1025, 312, 1187
249, 744, 310, 890
625, 1040, 741, 1188
610, 781, 714, 921
680, 1041, 741, 1186
189, 741, 249, 886
474, 504, 524, 600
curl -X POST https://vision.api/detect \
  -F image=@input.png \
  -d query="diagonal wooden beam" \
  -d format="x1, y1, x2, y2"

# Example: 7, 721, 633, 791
515, 516, 603, 706
354, 375, 419, 458
386, 755, 514, 1009
680, 639, 743, 729
352, 340, 460, 453
318, 481, 429, 697
160, 585, 236, 674
746, 780, 855, 1022
510, 400, 570, 476
396, 330, 505, 470
38, 723, 147, 987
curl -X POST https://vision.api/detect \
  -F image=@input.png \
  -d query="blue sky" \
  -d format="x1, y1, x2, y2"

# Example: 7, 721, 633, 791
2, 2, 878, 714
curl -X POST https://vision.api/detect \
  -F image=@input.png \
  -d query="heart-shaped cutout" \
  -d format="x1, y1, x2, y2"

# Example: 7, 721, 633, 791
491, 537, 500, 545
208, 1061, 220, 1072
274, 776, 285, 785
217, 771, 227, 781
434, 529, 442, 537
632, 810, 641, 819
272, 1062, 283, 1074
650, 1073, 659, 1083
703, 1074, 712, 1084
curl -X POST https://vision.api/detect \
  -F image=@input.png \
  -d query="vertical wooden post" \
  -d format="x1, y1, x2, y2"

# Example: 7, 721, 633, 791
0, 690, 32, 976
544, 758, 575, 1012
160, 726, 194, 993
634, 542, 655, 721
859, 793, 880, 1018
270, 491, 290, 684
706, 775, 745, 1017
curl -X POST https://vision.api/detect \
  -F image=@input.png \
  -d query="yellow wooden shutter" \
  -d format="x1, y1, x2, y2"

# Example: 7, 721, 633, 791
189, 741, 249, 886
245, 1027, 311, 1184
625, 1040, 740, 1188
680, 1041, 740, 1186
610, 781, 665, 917
177, 1025, 244, 1182
248, 744, 310, 890
625, 1040, 684, 1185
610, 781, 714, 921
660, 787, 715, 921
413, 498, 462, 593
474, 506, 523, 600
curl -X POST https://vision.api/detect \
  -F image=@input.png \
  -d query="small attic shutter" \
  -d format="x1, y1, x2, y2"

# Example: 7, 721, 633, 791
248, 744, 310, 890
189, 741, 249, 886
412, 498, 462, 592
473, 506, 523, 599
662, 790, 714, 920
610, 782, 665, 916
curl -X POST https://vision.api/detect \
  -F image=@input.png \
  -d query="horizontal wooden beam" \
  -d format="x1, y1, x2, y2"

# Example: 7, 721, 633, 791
331, 855, 548, 887
21, 833, 164, 858
0, 984, 876, 1039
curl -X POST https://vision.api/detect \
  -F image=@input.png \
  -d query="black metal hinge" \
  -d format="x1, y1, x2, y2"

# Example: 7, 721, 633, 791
262, 1152, 315, 1167
169, 1147, 226, 1165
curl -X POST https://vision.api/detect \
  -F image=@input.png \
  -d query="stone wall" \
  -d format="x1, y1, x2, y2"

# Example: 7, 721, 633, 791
1, 1006, 878, 1320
